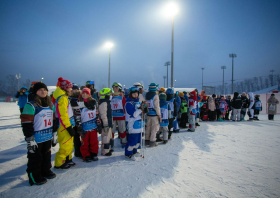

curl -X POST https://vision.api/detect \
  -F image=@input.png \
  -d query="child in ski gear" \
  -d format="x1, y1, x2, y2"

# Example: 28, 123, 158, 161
218, 97, 228, 121
166, 88, 178, 137
267, 94, 279, 120
253, 95, 262, 121
111, 82, 127, 147
173, 91, 180, 133
98, 88, 114, 156
159, 87, 166, 94
69, 84, 82, 158
21, 82, 57, 186
54, 77, 76, 169
215, 94, 221, 120
15, 86, 29, 113
78, 87, 99, 162
179, 92, 188, 128
225, 95, 232, 120
125, 87, 148, 160
247, 92, 255, 121
188, 90, 197, 132
157, 93, 171, 144
231, 92, 242, 121
145, 83, 161, 147
240, 92, 249, 121
85, 80, 98, 101
201, 97, 209, 121
208, 96, 216, 121
195, 89, 201, 127
133, 82, 145, 103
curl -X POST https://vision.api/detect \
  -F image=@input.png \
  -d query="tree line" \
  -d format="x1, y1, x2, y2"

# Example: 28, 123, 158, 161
0, 75, 31, 97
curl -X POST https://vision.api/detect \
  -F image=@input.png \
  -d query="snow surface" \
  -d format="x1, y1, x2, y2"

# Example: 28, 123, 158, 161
0, 102, 280, 198
254, 85, 279, 94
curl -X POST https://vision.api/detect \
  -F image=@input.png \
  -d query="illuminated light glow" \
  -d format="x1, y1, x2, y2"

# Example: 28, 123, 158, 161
163, 2, 179, 17
104, 42, 114, 49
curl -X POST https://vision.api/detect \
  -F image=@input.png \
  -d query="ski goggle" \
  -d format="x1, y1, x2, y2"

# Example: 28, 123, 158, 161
86, 81, 94, 85
130, 87, 139, 92
112, 82, 119, 88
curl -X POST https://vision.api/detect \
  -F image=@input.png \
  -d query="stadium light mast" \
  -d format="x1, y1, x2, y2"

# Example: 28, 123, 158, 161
201, 68, 205, 91
270, 69, 275, 86
221, 66, 226, 95
105, 42, 114, 87
163, 76, 167, 88
15, 74, 21, 91
229, 53, 237, 94
165, 61, 170, 87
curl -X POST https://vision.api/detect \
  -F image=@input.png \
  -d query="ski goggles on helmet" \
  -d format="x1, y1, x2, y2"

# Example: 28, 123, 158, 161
112, 82, 119, 88
100, 88, 112, 99
130, 87, 139, 92
86, 81, 94, 85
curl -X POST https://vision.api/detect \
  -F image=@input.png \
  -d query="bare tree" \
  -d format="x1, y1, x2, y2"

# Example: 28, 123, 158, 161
5, 75, 18, 96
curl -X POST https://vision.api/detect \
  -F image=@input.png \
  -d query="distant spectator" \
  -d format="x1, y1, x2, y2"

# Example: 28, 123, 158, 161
267, 94, 279, 120
14, 86, 29, 113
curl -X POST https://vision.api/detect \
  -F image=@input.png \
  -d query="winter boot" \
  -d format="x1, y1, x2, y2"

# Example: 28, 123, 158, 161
163, 140, 168, 144
187, 128, 195, 132
54, 162, 71, 169
156, 134, 163, 142
90, 153, 99, 161
104, 152, 112, 156
28, 172, 47, 186
85, 156, 92, 163
195, 123, 200, 126
145, 140, 150, 146
149, 141, 158, 147
125, 154, 136, 161
66, 157, 76, 167
42, 169, 56, 179
247, 118, 254, 121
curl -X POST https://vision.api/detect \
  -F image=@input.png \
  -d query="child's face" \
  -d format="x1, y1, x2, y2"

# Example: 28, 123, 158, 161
65, 88, 72, 96
36, 88, 48, 98
113, 87, 119, 93
82, 92, 89, 99
132, 92, 138, 98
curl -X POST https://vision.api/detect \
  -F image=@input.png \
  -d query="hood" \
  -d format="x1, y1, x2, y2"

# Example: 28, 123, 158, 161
146, 91, 156, 100
217, 94, 221, 98
126, 96, 139, 103
208, 96, 213, 102
21, 86, 28, 90
53, 87, 67, 99
201, 90, 205, 96
234, 92, 239, 97
189, 90, 197, 101
160, 99, 168, 107
248, 92, 254, 100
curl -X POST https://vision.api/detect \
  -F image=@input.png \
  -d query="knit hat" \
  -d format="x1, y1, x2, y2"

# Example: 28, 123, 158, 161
33, 82, 48, 94
212, 94, 216, 98
82, 87, 91, 95
159, 93, 167, 100
148, 83, 158, 92
160, 87, 166, 92
72, 83, 79, 90
57, 77, 73, 90
179, 92, 184, 97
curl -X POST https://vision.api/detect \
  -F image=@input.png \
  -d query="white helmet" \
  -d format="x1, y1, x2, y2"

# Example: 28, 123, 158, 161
133, 82, 143, 89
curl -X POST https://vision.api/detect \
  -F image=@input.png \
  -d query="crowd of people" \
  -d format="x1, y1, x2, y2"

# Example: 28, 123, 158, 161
14, 78, 279, 186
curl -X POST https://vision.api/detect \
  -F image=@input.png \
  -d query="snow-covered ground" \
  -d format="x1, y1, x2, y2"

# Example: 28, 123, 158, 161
0, 102, 280, 198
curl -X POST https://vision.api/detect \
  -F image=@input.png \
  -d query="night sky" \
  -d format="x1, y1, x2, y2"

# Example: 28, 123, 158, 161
1, 0, 279, 90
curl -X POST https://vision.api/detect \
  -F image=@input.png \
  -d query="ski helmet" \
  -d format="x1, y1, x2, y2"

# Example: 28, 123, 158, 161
86, 81, 94, 85
166, 88, 174, 95
99, 88, 112, 99
159, 93, 167, 101
133, 82, 143, 89
129, 87, 140, 98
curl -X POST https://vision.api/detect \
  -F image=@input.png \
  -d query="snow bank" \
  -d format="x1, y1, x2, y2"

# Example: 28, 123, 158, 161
0, 102, 279, 197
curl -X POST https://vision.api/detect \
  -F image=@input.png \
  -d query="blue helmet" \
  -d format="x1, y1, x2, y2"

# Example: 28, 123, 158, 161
166, 88, 174, 95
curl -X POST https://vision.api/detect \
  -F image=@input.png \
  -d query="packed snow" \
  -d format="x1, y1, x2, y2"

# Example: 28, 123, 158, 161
0, 102, 280, 198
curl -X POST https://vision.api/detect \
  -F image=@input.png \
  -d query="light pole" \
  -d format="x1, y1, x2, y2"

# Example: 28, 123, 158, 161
270, 69, 275, 86
164, 61, 170, 87
225, 83, 228, 95
221, 66, 226, 95
201, 68, 205, 90
229, 53, 237, 94
105, 42, 114, 87
174, 79, 176, 88
15, 74, 21, 90
164, 2, 178, 88
163, 76, 167, 88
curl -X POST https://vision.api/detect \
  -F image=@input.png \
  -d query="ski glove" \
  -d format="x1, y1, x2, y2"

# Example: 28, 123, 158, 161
80, 130, 87, 139
97, 118, 102, 134
66, 126, 75, 137
104, 126, 110, 135
52, 132, 58, 147
25, 136, 38, 153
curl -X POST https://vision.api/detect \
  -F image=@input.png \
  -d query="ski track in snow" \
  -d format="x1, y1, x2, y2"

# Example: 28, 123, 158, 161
0, 102, 280, 198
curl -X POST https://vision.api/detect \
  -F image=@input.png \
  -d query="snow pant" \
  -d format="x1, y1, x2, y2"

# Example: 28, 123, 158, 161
220, 111, 226, 119
188, 114, 196, 131
158, 126, 168, 141
168, 118, 174, 138
27, 140, 52, 185
180, 113, 188, 127
216, 109, 221, 120
101, 127, 112, 155
145, 116, 159, 142
73, 126, 82, 157
112, 120, 127, 144
208, 111, 216, 121
20, 108, 24, 114
195, 113, 199, 124
240, 108, 247, 120
254, 109, 260, 119
125, 133, 141, 156
225, 110, 231, 120
55, 128, 74, 167
248, 108, 254, 119
268, 114, 274, 120
173, 117, 179, 131
80, 129, 99, 161
232, 108, 241, 121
